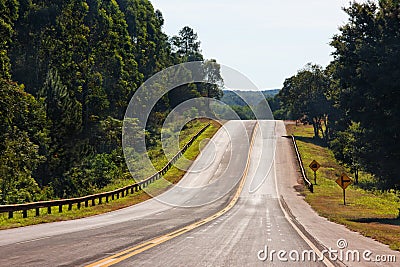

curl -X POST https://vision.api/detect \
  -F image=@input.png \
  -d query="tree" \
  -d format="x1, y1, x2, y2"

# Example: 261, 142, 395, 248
171, 26, 203, 62
278, 64, 332, 139
10, 0, 62, 95
38, 69, 83, 188
330, 122, 365, 184
0, 80, 48, 203
0, 0, 18, 80
117, 0, 173, 79
330, 0, 400, 189
201, 59, 224, 99
0, 1, 50, 203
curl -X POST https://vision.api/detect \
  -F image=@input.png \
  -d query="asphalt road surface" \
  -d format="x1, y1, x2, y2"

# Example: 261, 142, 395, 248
0, 121, 327, 266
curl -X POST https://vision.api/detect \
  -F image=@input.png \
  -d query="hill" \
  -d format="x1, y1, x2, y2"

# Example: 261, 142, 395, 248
220, 89, 279, 107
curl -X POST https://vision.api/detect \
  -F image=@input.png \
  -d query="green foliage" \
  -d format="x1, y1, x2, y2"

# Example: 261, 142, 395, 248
220, 90, 281, 120
66, 152, 121, 196
117, 0, 172, 78
231, 105, 256, 120
0, 0, 224, 203
330, 122, 365, 184
0, 0, 18, 80
200, 59, 224, 99
0, 80, 48, 204
171, 26, 203, 62
329, 0, 400, 189
280, 1, 399, 190
221, 90, 279, 107
278, 64, 332, 139
0, 130, 41, 204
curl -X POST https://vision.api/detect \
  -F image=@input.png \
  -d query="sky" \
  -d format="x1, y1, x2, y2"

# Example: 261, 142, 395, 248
150, 0, 366, 90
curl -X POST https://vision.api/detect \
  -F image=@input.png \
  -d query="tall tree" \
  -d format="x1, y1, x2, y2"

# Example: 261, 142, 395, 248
201, 59, 224, 99
171, 26, 203, 62
278, 64, 332, 139
117, 0, 173, 79
330, 0, 400, 188
0, 0, 19, 80
38, 69, 83, 187
0, 81, 48, 203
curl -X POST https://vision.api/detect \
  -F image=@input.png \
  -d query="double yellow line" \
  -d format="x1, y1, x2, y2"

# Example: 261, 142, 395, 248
87, 122, 259, 267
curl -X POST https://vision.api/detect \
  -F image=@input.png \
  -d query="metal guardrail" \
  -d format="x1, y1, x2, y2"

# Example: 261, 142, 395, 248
0, 123, 211, 219
291, 135, 314, 193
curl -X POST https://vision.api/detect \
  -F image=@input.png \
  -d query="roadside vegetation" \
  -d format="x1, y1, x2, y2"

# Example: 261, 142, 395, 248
286, 123, 400, 251
267, 3, 400, 251
272, 2, 400, 250
0, 1, 224, 205
0, 120, 221, 230
270, 1, 399, 192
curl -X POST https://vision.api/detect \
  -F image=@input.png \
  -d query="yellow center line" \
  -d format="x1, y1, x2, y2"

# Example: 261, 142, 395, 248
86, 122, 259, 267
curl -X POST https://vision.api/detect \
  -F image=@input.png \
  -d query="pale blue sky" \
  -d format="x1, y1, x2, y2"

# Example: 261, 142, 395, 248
150, 0, 368, 90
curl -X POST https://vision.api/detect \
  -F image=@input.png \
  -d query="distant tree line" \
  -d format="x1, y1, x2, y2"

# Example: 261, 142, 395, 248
0, 0, 223, 204
220, 90, 279, 120
272, 0, 399, 190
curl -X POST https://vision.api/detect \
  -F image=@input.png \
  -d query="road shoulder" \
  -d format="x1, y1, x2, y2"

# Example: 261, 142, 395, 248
274, 120, 400, 267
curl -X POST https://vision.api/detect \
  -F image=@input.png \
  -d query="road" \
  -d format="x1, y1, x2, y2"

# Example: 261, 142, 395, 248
0, 120, 326, 266
104, 121, 325, 267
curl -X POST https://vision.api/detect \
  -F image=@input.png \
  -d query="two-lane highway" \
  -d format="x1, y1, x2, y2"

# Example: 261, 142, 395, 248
105, 121, 326, 266
0, 120, 327, 266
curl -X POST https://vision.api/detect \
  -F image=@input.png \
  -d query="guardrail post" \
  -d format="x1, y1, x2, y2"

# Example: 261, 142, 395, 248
121, 190, 125, 197
36, 208, 40, 216
77, 202, 81, 209
68, 203, 72, 211
85, 200, 89, 207
99, 196, 102, 204
59, 205, 62, 213
23, 210, 27, 218
117, 192, 120, 199
8, 211, 13, 219
47, 206, 51, 214
106, 195, 109, 203
130, 187, 134, 194
112, 193, 115, 200
91, 198, 95, 206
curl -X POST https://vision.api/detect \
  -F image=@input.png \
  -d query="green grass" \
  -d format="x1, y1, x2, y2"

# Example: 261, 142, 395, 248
0, 120, 221, 230
92, 119, 213, 194
286, 122, 400, 251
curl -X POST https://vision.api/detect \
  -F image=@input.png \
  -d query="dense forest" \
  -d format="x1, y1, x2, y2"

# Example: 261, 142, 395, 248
0, 0, 223, 204
273, 0, 399, 190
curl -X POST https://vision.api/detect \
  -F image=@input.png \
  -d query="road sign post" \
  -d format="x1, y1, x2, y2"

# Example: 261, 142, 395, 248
343, 188, 346, 206
309, 160, 321, 185
335, 173, 353, 205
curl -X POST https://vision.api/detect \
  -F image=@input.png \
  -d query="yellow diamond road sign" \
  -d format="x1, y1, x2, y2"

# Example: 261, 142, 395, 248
309, 160, 321, 172
336, 173, 353, 190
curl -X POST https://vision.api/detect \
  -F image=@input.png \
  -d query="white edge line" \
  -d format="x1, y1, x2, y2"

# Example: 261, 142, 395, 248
273, 126, 335, 267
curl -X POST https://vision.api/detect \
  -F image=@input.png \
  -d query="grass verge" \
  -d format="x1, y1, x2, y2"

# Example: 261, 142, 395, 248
0, 120, 221, 230
286, 122, 400, 251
